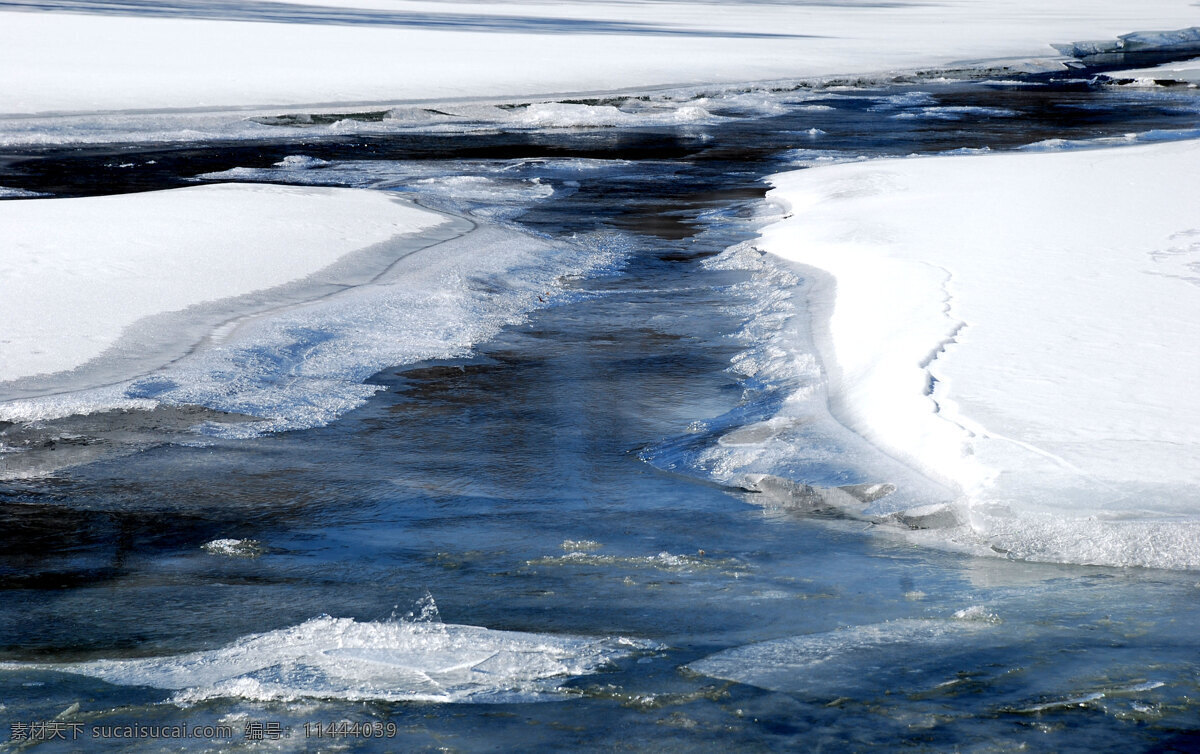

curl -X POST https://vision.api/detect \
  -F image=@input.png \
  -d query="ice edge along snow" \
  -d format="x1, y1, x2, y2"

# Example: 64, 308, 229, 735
756, 139, 1200, 570
0, 182, 622, 465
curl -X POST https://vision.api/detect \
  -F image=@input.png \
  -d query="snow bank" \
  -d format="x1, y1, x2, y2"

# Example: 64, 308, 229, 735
2, 0, 1200, 121
0, 184, 448, 385
758, 139, 1200, 569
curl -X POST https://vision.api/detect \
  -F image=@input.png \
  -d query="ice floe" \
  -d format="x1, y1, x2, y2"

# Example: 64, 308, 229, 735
687, 617, 993, 696
201, 539, 266, 558
1105, 56, 1200, 86
4, 612, 647, 703
1054, 27, 1200, 70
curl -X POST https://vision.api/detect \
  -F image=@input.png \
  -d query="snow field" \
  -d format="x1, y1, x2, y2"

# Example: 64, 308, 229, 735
0, 183, 448, 384
759, 139, 1200, 568
3, 0, 1200, 118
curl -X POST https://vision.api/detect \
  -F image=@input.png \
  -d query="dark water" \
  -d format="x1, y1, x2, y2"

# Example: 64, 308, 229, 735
3, 79, 1200, 752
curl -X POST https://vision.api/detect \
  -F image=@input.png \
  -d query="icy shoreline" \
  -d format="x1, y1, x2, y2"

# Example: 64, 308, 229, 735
757, 139, 1200, 569
2, 2, 1200, 145
0, 180, 618, 480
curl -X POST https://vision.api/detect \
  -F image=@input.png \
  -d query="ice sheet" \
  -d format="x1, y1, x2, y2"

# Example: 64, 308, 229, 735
757, 139, 1200, 569
3, 1, 1200, 132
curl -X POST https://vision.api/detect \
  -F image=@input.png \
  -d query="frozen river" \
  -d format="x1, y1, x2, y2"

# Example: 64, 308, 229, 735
3, 75, 1200, 750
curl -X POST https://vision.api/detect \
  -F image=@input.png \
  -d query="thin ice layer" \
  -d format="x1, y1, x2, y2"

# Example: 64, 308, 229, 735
758, 139, 1200, 569
4, 615, 644, 703
0, 183, 448, 384
687, 616, 993, 696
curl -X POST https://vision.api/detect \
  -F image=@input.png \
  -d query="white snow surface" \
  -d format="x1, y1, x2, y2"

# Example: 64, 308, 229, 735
2, 0, 1199, 122
0, 183, 447, 383
0, 179, 617, 441
758, 139, 1200, 569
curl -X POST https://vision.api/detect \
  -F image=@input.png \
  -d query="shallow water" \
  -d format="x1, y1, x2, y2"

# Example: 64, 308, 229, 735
3, 78, 1200, 751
